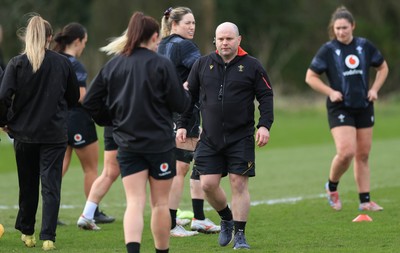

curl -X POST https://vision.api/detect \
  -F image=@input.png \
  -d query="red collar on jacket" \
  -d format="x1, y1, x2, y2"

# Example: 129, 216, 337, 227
216, 46, 248, 56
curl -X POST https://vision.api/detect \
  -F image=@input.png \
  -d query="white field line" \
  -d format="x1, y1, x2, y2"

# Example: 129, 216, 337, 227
0, 193, 326, 210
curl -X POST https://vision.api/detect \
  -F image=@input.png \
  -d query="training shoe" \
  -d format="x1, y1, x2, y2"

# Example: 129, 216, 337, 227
176, 218, 191, 226
170, 225, 199, 237
233, 231, 250, 250
359, 201, 383, 211
57, 219, 66, 226
191, 218, 221, 234
218, 220, 234, 246
177, 209, 194, 219
94, 210, 115, 224
42, 240, 56, 251
325, 182, 342, 211
77, 215, 101, 230
21, 234, 36, 247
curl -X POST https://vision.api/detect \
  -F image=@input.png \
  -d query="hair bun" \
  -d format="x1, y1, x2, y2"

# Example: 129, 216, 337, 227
164, 7, 172, 19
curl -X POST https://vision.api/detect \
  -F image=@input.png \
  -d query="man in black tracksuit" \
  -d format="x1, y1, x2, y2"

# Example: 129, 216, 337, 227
176, 22, 274, 250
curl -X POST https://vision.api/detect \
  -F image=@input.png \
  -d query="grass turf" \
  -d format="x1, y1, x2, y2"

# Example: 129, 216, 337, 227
0, 99, 399, 252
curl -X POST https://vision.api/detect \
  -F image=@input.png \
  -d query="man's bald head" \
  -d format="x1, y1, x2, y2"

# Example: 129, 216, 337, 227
215, 22, 239, 37
214, 22, 241, 63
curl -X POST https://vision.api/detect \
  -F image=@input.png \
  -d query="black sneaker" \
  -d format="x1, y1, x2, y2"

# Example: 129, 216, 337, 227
93, 211, 115, 224
218, 220, 234, 246
57, 219, 66, 226
233, 231, 250, 250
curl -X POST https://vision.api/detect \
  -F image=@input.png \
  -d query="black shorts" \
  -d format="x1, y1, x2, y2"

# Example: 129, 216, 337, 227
193, 136, 255, 178
117, 149, 176, 180
67, 107, 98, 148
174, 147, 200, 180
327, 103, 374, 129
103, 126, 118, 151
175, 147, 194, 164
190, 169, 200, 180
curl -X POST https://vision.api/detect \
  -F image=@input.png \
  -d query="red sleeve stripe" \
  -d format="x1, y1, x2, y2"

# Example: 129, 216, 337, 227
262, 76, 272, 89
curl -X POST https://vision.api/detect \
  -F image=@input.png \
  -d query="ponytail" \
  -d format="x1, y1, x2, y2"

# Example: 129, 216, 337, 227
122, 12, 159, 56
160, 7, 192, 38
53, 22, 87, 53
100, 30, 128, 56
22, 15, 52, 73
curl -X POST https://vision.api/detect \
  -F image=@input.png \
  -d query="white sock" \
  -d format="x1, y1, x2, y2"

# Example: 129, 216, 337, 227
82, 201, 98, 220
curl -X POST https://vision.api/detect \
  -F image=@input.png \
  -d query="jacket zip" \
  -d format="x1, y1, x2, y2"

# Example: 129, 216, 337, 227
221, 63, 227, 145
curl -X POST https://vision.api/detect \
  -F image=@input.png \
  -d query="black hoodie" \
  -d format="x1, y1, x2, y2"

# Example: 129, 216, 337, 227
83, 47, 191, 153
178, 47, 274, 151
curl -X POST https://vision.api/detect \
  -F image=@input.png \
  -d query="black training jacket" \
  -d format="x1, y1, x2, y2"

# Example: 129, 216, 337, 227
177, 47, 274, 151
83, 47, 191, 153
0, 50, 79, 143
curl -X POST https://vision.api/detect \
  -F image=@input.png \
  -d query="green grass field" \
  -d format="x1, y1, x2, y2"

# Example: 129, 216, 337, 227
0, 98, 399, 252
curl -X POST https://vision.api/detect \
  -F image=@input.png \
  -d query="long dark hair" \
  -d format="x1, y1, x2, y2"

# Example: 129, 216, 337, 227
328, 6, 354, 40
53, 22, 87, 52
122, 12, 159, 56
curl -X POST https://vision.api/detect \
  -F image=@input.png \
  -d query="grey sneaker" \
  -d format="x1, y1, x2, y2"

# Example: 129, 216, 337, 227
218, 220, 234, 246
233, 231, 250, 250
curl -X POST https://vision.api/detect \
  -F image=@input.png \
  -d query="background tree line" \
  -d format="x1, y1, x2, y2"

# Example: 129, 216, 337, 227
1, 0, 399, 95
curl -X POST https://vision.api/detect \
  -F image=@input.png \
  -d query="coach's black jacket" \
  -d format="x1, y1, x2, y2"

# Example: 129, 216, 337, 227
83, 47, 191, 153
177, 47, 274, 151
0, 50, 79, 142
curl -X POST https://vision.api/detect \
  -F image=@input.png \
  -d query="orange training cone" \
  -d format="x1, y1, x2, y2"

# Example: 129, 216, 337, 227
352, 214, 373, 222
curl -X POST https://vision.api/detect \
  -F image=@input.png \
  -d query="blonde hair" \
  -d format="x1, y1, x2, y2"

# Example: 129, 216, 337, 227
22, 15, 52, 72
101, 12, 159, 57
160, 7, 192, 38
100, 30, 127, 55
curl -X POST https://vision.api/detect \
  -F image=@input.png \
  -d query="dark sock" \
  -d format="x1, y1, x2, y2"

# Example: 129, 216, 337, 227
94, 206, 100, 216
155, 249, 169, 253
328, 180, 339, 192
217, 205, 232, 221
359, 192, 370, 203
170, 209, 177, 229
126, 242, 140, 253
192, 199, 205, 220
234, 221, 246, 235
